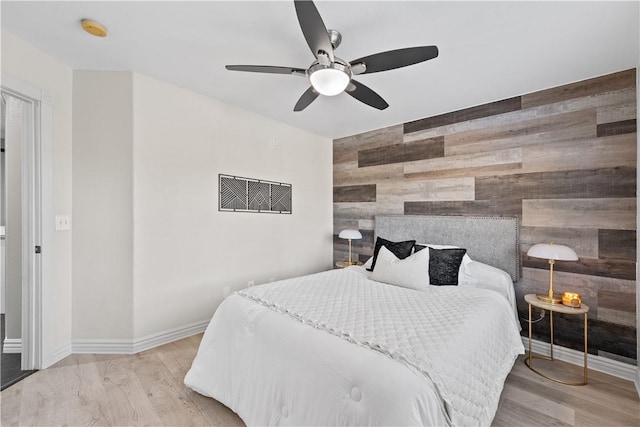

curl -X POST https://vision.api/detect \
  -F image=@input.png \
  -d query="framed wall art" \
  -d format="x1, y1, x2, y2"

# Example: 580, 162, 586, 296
219, 174, 292, 214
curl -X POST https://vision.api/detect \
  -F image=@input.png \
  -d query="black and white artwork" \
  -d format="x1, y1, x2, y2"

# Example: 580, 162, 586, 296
219, 174, 292, 214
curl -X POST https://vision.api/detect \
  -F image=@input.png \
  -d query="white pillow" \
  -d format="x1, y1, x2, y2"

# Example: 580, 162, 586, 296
370, 245, 429, 290
362, 256, 373, 270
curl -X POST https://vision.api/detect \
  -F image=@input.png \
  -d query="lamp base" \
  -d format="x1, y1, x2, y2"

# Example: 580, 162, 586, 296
342, 260, 358, 266
536, 293, 562, 304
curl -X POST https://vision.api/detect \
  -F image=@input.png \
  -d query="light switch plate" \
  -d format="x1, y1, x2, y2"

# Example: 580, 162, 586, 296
55, 215, 71, 231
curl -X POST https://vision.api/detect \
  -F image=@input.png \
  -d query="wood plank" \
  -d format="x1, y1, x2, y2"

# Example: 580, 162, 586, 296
404, 200, 522, 217
521, 69, 636, 109
405, 87, 636, 143
403, 97, 521, 134
521, 133, 637, 174
405, 162, 523, 181
505, 360, 640, 424
334, 202, 403, 220
497, 384, 575, 426
334, 124, 403, 164
445, 109, 597, 156
333, 162, 403, 186
597, 102, 637, 124
476, 167, 636, 201
520, 226, 599, 258
492, 396, 572, 427
596, 119, 636, 137
0, 380, 23, 426
357, 136, 444, 168
377, 177, 474, 203
523, 254, 636, 281
598, 290, 635, 313
333, 184, 376, 202
404, 147, 522, 180
131, 351, 210, 426
522, 198, 636, 230
358, 219, 375, 230
596, 307, 636, 328
100, 356, 164, 426
598, 229, 636, 260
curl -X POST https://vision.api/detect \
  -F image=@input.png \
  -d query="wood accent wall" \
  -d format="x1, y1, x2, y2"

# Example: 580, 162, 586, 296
333, 69, 637, 364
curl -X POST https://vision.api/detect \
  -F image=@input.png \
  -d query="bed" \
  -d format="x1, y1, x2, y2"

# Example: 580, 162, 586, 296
185, 215, 524, 426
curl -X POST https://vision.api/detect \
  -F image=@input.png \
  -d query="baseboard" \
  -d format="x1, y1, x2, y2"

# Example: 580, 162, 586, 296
73, 339, 133, 354
132, 319, 210, 353
3, 338, 21, 353
523, 337, 638, 382
72, 319, 209, 355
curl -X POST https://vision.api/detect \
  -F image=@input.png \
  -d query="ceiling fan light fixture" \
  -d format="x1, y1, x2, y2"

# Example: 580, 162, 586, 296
308, 62, 351, 96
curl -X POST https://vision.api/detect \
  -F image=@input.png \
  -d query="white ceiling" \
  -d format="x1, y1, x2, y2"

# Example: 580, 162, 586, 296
2, 1, 638, 139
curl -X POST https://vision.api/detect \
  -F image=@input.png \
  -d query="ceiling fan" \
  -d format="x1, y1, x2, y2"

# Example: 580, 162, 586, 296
225, 0, 439, 112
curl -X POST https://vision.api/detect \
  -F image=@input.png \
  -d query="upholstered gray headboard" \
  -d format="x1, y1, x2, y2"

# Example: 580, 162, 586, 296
375, 215, 520, 281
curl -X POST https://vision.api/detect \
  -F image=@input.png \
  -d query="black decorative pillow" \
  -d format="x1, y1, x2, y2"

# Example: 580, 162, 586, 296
368, 237, 416, 271
414, 244, 426, 253
428, 247, 467, 286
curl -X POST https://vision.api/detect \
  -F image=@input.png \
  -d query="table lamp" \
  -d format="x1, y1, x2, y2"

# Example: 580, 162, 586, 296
338, 229, 362, 266
527, 242, 578, 304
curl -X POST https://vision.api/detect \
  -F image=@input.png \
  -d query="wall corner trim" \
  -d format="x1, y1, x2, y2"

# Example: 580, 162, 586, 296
44, 342, 73, 369
71, 319, 209, 355
522, 337, 638, 382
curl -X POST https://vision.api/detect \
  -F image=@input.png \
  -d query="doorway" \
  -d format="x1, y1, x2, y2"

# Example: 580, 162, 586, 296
0, 81, 46, 389
1, 91, 37, 389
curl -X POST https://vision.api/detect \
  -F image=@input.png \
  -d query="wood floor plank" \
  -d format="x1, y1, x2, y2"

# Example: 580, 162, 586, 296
1, 336, 638, 427
497, 383, 575, 425
100, 355, 164, 426
0, 378, 23, 426
131, 350, 210, 426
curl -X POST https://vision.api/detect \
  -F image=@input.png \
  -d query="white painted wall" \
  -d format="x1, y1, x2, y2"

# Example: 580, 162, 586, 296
1, 29, 73, 365
131, 73, 333, 338
70, 70, 332, 341
72, 71, 134, 340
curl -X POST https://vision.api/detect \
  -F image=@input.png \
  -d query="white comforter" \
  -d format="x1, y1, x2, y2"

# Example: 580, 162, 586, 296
185, 267, 524, 426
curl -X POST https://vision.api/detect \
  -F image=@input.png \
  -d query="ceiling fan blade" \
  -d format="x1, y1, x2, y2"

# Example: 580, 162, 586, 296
294, 0, 334, 62
294, 86, 319, 112
226, 65, 306, 76
350, 46, 439, 74
346, 80, 389, 110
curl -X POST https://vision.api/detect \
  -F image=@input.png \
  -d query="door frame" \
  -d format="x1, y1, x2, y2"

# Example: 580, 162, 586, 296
2, 74, 53, 370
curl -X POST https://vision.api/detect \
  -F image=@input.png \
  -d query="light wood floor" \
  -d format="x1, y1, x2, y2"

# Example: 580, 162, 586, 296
1, 334, 638, 426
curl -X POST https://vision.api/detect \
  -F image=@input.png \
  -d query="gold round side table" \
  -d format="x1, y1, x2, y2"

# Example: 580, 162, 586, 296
524, 293, 589, 386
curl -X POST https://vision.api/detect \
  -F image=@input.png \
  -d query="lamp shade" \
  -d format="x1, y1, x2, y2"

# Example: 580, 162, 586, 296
527, 243, 578, 261
338, 229, 362, 240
